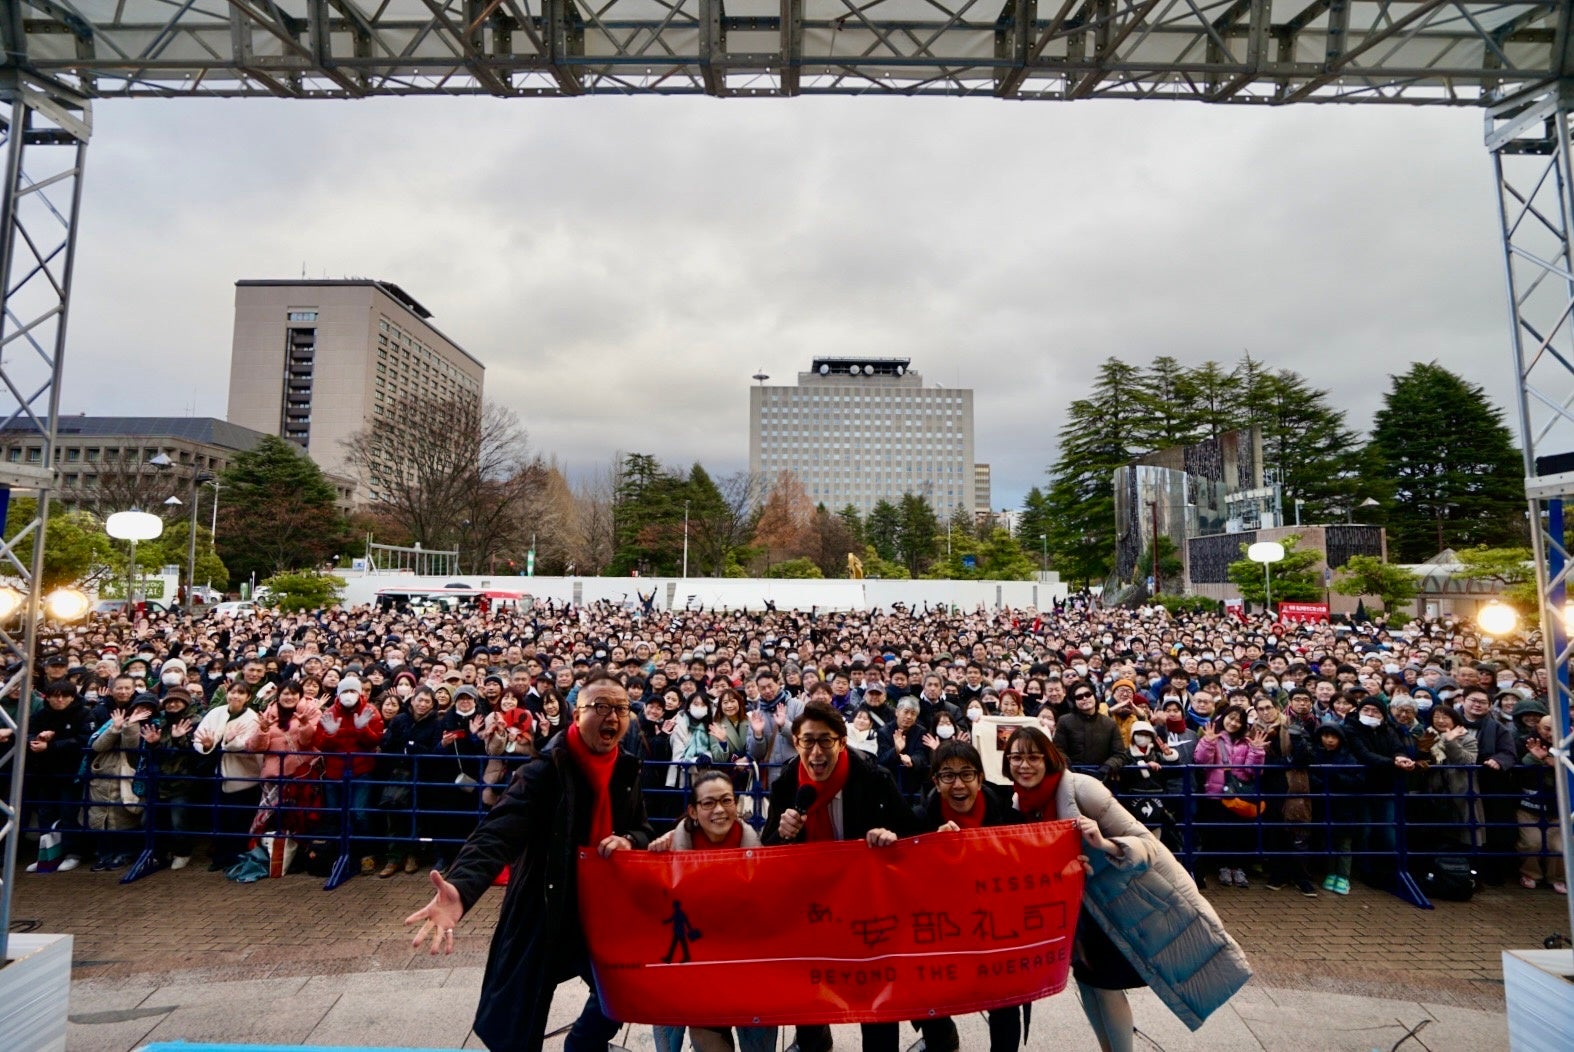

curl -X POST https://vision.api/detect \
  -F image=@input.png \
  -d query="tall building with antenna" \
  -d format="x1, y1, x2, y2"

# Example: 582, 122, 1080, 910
748, 357, 975, 517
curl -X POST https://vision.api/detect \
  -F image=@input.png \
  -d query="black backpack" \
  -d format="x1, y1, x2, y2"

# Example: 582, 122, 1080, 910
1418, 856, 1476, 902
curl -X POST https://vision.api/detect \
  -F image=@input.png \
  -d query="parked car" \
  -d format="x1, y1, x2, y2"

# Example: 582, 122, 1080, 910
92, 599, 170, 616
207, 600, 257, 618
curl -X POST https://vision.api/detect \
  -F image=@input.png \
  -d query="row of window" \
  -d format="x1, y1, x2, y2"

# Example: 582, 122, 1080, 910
6, 446, 217, 468
762, 392, 966, 405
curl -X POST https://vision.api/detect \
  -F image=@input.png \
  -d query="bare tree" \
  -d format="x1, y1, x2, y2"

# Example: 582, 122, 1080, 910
690, 470, 762, 576
569, 458, 617, 575
342, 394, 540, 573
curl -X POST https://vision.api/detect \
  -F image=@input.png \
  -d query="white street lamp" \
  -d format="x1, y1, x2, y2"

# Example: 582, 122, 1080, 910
106, 510, 164, 613
1247, 540, 1286, 613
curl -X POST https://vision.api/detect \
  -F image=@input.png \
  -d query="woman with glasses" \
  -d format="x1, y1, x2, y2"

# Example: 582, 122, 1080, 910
1002, 726, 1250, 1052
647, 769, 778, 1052
763, 701, 920, 1052
914, 739, 1026, 1052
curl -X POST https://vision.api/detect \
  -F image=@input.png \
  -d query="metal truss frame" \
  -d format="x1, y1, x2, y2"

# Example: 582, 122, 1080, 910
0, 0, 1563, 102
0, 66, 88, 963
1491, 80, 1574, 945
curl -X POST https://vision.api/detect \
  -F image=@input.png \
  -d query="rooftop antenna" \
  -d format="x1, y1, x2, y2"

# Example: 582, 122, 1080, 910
752, 369, 770, 385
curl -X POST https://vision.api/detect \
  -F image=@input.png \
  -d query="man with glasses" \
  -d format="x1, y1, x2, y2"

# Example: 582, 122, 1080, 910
764, 701, 920, 1052
404, 669, 654, 1052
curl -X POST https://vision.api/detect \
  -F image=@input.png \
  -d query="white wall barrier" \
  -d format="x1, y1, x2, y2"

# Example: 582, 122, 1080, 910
338, 573, 1067, 612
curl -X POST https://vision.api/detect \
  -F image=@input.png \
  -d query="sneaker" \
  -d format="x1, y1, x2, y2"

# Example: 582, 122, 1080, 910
1322, 874, 1338, 891
24, 861, 38, 873
90, 858, 113, 872
1296, 879, 1318, 898
169, 855, 190, 871
1554, 881, 1567, 895
57, 856, 80, 872
1332, 876, 1350, 895
1218, 867, 1234, 887
377, 861, 399, 879
1519, 875, 1539, 890
1232, 868, 1249, 889
360, 855, 378, 876
1265, 878, 1286, 892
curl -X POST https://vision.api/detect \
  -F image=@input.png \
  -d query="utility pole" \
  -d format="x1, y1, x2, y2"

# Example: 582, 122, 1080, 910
682, 501, 690, 578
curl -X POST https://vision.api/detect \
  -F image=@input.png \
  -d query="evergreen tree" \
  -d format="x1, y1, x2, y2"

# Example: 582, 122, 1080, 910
837, 504, 866, 548
217, 435, 349, 584
1043, 357, 1146, 585
1132, 355, 1201, 449
895, 492, 941, 575
1177, 360, 1242, 442
1240, 366, 1363, 521
866, 499, 901, 562
1366, 363, 1524, 561
610, 453, 688, 575
1016, 487, 1052, 571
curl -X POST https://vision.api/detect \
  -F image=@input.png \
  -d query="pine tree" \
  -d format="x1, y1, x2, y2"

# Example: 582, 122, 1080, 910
1240, 366, 1362, 521
866, 499, 901, 562
1366, 362, 1524, 561
1177, 360, 1243, 442
896, 493, 941, 576
1043, 357, 1146, 585
217, 435, 349, 583
1131, 355, 1201, 449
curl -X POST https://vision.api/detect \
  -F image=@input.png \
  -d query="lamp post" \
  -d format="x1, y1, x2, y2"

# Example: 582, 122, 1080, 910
184, 472, 214, 609
682, 500, 690, 579
1247, 540, 1286, 615
1039, 533, 1048, 576
106, 510, 164, 615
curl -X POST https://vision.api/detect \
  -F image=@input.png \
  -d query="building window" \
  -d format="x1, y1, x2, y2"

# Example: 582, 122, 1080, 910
26, 447, 41, 463
287, 310, 319, 322
65, 447, 79, 462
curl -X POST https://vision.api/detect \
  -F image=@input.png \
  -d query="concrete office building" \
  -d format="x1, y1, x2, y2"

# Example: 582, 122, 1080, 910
974, 463, 992, 521
749, 357, 974, 517
227, 280, 484, 485
0, 416, 357, 514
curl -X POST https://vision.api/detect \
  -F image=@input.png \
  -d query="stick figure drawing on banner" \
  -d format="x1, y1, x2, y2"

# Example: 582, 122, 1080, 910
661, 900, 702, 963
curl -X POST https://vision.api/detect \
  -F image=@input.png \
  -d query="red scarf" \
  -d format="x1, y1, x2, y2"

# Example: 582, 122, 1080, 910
566, 722, 618, 845
1013, 770, 1064, 821
798, 747, 851, 842
695, 820, 746, 849
940, 796, 987, 828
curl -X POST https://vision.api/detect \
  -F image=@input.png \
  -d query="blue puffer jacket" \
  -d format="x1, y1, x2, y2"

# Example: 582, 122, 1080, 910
1047, 772, 1252, 1031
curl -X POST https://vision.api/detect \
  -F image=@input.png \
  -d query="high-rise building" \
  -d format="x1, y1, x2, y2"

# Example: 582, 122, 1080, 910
974, 463, 992, 521
749, 357, 974, 517
227, 279, 484, 483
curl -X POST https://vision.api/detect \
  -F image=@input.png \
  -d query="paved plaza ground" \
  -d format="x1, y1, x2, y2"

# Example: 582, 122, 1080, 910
9, 857, 1570, 1051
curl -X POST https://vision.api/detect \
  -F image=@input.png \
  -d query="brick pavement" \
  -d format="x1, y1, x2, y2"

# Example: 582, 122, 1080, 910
10, 855, 1567, 1013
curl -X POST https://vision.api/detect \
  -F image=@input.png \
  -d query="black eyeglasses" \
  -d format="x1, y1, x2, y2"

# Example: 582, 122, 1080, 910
1072, 691, 1094, 700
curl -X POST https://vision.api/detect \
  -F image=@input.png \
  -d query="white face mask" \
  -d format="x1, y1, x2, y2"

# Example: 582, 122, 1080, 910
1358, 713, 1383, 728
967, 707, 984, 721
689, 704, 708, 719
340, 693, 360, 707
936, 724, 955, 740
1072, 664, 1088, 676
1414, 696, 1433, 711
162, 672, 183, 686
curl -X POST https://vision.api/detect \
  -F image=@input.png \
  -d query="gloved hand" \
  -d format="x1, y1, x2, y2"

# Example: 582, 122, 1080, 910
352, 706, 376, 730
319, 711, 342, 736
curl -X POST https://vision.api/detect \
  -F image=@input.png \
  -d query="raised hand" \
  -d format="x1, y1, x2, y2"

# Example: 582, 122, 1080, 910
139, 723, 161, 744
172, 719, 193, 739
319, 710, 341, 736
469, 714, 485, 735
748, 709, 765, 735
709, 723, 728, 743
921, 733, 940, 750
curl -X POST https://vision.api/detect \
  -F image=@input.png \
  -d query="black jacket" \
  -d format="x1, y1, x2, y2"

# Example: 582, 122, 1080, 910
443, 732, 653, 1052
917, 782, 1026, 831
762, 749, 922, 844
1054, 710, 1127, 773
875, 721, 932, 796
25, 698, 93, 778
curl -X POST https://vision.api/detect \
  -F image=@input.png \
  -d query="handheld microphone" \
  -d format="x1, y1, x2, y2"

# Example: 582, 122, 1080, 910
793, 784, 818, 814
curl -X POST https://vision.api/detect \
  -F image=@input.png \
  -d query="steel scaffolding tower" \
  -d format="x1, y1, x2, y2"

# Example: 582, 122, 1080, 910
0, 65, 88, 961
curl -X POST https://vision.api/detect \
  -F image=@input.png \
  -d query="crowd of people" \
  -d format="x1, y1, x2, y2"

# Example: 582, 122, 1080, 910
2, 594, 1564, 898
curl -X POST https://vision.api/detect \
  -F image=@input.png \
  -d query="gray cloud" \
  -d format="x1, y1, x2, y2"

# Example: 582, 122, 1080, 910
63, 96, 1512, 507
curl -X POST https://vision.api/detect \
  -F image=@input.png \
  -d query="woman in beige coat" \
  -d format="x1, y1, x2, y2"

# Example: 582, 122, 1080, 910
1004, 726, 1252, 1050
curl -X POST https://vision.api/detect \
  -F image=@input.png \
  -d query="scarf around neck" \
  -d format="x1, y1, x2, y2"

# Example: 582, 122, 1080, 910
1013, 769, 1064, 821
566, 722, 618, 845
798, 747, 851, 841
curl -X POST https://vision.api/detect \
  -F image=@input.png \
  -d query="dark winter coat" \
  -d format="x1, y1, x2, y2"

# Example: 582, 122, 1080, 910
762, 748, 922, 844
1342, 705, 1417, 793
1055, 709, 1128, 774
443, 732, 653, 1052
25, 698, 93, 778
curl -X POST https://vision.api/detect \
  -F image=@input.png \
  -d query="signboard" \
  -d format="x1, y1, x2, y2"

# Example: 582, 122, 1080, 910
973, 715, 1040, 786
579, 823, 1083, 1027
1277, 601, 1330, 623
1223, 598, 1245, 622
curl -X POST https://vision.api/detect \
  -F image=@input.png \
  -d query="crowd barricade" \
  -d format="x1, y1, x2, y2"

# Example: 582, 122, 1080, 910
14, 748, 1562, 907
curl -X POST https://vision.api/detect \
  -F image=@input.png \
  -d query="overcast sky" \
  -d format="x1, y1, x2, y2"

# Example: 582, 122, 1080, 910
64, 95, 1511, 509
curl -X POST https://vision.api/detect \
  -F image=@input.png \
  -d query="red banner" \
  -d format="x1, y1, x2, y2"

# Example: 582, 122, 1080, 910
1277, 601, 1330, 624
578, 822, 1084, 1027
